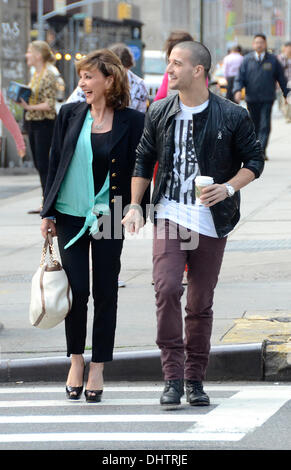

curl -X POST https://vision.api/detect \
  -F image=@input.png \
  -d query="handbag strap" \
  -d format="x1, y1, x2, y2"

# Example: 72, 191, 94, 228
40, 232, 59, 267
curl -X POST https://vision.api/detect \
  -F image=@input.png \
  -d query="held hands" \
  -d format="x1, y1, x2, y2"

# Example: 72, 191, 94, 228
121, 207, 144, 234
40, 218, 57, 239
199, 184, 228, 207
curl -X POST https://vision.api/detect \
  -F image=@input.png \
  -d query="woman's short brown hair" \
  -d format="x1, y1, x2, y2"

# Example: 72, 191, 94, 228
75, 49, 130, 109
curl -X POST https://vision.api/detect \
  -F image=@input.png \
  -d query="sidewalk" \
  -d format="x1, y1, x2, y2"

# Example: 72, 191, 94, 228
1, 106, 291, 383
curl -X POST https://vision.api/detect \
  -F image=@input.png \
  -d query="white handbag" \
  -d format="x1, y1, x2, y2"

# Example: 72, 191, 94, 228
29, 233, 72, 329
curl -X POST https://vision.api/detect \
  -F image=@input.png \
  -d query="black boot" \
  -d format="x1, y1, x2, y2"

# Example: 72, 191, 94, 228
185, 380, 210, 406
160, 379, 184, 407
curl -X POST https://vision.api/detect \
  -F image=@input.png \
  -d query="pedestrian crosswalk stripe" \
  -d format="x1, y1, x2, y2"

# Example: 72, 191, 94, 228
0, 432, 245, 443
187, 388, 290, 435
0, 414, 205, 424
0, 384, 288, 394
0, 384, 290, 444
0, 398, 225, 408
0, 398, 163, 407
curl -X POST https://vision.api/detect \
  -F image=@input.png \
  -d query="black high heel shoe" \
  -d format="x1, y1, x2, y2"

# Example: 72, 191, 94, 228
84, 389, 103, 403
66, 360, 86, 400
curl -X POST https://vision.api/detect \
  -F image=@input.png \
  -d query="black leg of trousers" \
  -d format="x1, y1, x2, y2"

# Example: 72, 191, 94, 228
226, 77, 235, 101
56, 221, 90, 357
91, 237, 123, 362
56, 216, 123, 362
247, 103, 261, 138
27, 119, 55, 195
258, 103, 273, 154
247, 102, 272, 154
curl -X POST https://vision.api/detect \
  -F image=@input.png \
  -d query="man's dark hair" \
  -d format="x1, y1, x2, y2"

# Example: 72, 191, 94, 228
173, 40, 211, 77
254, 33, 267, 41
284, 41, 291, 47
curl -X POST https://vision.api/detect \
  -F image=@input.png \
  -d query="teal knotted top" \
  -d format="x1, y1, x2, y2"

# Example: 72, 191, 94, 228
55, 109, 110, 249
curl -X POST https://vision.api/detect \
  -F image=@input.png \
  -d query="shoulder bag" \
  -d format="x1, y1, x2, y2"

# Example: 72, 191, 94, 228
29, 233, 72, 329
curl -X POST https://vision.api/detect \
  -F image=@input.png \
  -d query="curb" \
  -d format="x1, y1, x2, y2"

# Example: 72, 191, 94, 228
0, 343, 264, 383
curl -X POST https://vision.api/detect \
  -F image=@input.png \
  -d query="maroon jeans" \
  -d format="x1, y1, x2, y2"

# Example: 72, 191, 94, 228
153, 219, 227, 381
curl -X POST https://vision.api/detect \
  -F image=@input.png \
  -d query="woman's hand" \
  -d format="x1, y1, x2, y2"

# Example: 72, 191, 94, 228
18, 148, 26, 158
19, 98, 51, 112
19, 98, 32, 111
41, 218, 57, 239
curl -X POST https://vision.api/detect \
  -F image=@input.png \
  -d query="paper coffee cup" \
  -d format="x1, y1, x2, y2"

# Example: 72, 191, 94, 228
195, 176, 214, 205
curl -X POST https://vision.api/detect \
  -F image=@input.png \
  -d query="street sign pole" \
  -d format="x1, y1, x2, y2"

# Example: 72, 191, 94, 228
200, 0, 204, 43
287, 0, 291, 41
38, 0, 45, 40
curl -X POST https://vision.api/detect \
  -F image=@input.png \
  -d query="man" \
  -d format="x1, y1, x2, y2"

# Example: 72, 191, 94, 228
278, 41, 291, 123
222, 45, 243, 101
122, 41, 264, 408
67, 43, 149, 113
233, 34, 288, 160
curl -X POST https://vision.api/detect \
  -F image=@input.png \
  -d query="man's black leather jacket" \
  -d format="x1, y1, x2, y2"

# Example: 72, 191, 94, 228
133, 92, 264, 238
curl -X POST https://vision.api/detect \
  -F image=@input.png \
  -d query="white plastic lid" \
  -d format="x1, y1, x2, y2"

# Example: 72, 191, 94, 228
195, 176, 214, 186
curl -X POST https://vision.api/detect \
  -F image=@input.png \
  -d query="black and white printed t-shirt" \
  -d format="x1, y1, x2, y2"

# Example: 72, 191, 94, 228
156, 99, 218, 238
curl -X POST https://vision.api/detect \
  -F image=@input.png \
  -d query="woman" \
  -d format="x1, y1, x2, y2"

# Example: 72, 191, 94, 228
40, 49, 148, 402
19, 40, 57, 213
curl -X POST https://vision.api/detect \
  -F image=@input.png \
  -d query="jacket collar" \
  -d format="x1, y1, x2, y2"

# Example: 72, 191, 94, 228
67, 102, 129, 154
166, 90, 213, 122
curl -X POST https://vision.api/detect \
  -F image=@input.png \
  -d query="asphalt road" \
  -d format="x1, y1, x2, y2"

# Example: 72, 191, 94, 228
0, 381, 290, 452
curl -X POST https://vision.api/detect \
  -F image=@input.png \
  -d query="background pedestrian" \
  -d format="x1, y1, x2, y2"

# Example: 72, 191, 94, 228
222, 45, 243, 102
233, 34, 289, 160
278, 41, 291, 122
19, 40, 57, 213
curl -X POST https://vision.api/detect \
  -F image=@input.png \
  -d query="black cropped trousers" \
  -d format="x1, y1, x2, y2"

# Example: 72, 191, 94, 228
56, 212, 123, 363
27, 119, 55, 195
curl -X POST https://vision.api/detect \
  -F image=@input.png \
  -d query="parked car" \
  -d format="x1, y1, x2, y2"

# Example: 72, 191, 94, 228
143, 50, 166, 103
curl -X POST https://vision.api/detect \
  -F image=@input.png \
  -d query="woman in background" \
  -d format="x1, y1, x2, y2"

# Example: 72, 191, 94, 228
19, 40, 57, 213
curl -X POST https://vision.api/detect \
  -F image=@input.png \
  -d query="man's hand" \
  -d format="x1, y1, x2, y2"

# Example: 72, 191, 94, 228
234, 91, 242, 104
121, 207, 144, 234
199, 184, 228, 207
41, 218, 57, 239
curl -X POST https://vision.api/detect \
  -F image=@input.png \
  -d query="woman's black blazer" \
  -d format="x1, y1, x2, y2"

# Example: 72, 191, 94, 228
41, 101, 149, 225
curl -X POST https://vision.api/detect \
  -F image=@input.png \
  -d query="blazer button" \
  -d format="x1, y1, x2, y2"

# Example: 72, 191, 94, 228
111, 198, 116, 203
112, 173, 117, 177
111, 158, 116, 163
112, 186, 117, 190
